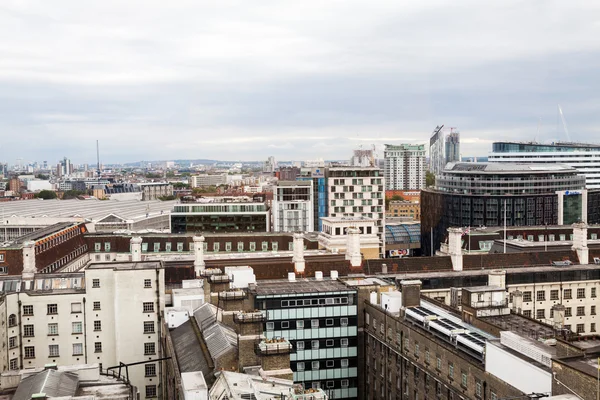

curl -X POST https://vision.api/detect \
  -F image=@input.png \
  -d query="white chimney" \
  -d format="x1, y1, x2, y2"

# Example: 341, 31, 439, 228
448, 227, 463, 271
488, 270, 506, 289
288, 272, 296, 282
330, 270, 338, 280
22, 240, 36, 280
130, 236, 143, 262
572, 222, 589, 265
292, 233, 305, 274
345, 227, 362, 268
193, 236, 206, 275
315, 271, 323, 280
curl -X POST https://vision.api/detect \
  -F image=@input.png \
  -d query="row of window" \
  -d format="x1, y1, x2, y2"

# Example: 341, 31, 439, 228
42, 245, 88, 273
96, 241, 291, 253
20, 320, 155, 337
267, 318, 349, 331
281, 297, 349, 308
295, 338, 350, 350
22, 341, 153, 358
35, 227, 81, 254
521, 287, 596, 302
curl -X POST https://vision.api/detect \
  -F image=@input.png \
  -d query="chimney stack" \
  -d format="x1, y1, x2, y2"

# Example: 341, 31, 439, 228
130, 236, 143, 262
400, 280, 422, 308
292, 233, 305, 274
448, 227, 463, 271
345, 227, 362, 268
572, 222, 589, 265
22, 240, 36, 280
193, 236, 206, 276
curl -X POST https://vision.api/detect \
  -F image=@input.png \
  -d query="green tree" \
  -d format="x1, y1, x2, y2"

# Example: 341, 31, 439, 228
426, 171, 435, 187
173, 182, 190, 189
35, 190, 57, 200
62, 190, 86, 200
385, 194, 405, 209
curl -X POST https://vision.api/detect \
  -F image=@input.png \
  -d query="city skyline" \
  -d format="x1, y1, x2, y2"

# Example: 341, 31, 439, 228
1, 1, 600, 163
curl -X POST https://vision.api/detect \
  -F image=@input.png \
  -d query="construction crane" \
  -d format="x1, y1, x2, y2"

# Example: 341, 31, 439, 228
557, 104, 571, 142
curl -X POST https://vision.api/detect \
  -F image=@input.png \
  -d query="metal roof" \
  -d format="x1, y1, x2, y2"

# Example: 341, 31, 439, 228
13, 369, 79, 400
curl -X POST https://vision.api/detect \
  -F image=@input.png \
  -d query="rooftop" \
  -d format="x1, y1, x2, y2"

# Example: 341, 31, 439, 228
253, 278, 354, 296
445, 162, 577, 174
85, 261, 163, 270
481, 313, 556, 340
0, 198, 176, 222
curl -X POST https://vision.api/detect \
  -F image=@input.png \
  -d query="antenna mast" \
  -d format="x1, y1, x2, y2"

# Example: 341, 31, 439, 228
96, 140, 101, 183
558, 104, 571, 142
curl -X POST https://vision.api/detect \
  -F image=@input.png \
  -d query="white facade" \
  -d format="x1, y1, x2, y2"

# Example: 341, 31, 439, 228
327, 167, 385, 256
272, 182, 314, 233
318, 217, 380, 257
26, 180, 53, 192
384, 144, 426, 190
0, 261, 165, 400
190, 174, 228, 188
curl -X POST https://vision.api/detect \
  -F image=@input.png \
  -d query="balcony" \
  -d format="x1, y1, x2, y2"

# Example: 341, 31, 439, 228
209, 274, 232, 284
234, 311, 265, 323
288, 385, 328, 400
255, 338, 293, 355
218, 289, 247, 301
199, 268, 223, 278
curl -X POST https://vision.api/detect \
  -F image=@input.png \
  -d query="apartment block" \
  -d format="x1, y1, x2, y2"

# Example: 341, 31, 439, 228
272, 181, 314, 233
189, 174, 228, 188
384, 144, 426, 190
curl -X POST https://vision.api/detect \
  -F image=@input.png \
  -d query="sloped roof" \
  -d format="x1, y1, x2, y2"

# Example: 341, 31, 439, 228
202, 322, 237, 360
170, 320, 211, 376
13, 370, 79, 400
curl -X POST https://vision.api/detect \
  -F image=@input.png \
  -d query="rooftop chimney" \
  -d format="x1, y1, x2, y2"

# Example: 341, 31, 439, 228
488, 270, 506, 289
22, 240, 36, 280
447, 227, 463, 271
292, 233, 305, 274
400, 280, 422, 308
572, 222, 589, 265
193, 236, 206, 276
330, 270, 338, 280
345, 227, 362, 268
130, 236, 143, 262
288, 272, 296, 282
315, 271, 323, 281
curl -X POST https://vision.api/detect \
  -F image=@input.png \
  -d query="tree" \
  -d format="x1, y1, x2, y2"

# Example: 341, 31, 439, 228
173, 182, 189, 189
62, 190, 86, 200
426, 171, 435, 188
385, 194, 405, 209
35, 190, 57, 200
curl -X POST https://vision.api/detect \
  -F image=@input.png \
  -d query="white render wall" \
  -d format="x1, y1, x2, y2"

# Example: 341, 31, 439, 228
485, 341, 552, 394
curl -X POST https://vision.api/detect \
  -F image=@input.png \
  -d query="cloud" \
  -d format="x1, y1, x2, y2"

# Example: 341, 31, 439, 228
0, 0, 599, 164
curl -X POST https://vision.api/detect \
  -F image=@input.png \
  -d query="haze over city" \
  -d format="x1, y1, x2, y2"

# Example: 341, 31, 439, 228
1, 0, 600, 163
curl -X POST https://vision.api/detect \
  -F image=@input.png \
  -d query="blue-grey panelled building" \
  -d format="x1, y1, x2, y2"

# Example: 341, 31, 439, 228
298, 171, 328, 232
252, 279, 359, 399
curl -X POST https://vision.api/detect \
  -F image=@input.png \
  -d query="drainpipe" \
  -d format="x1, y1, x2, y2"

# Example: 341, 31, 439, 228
17, 296, 23, 369
156, 267, 163, 400
83, 297, 88, 364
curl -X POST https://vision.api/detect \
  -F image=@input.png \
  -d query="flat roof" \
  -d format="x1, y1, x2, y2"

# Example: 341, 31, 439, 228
254, 278, 354, 296
463, 285, 504, 293
481, 313, 555, 338
0, 199, 176, 222
445, 162, 577, 173
86, 261, 163, 270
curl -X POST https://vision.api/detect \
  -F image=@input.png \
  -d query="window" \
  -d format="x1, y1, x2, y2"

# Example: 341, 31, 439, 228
262, 241, 268, 251
94, 342, 102, 353
72, 322, 82, 334
461, 372, 467, 387
448, 363, 454, 379
326, 339, 334, 347
73, 343, 83, 355
94, 243, 101, 252
266, 322, 274, 331
297, 362, 305, 371
249, 242, 256, 251
23, 305, 33, 316
425, 350, 430, 364
146, 385, 157, 398
523, 291, 532, 302
577, 306, 585, 316
476, 380, 482, 398
9, 336, 17, 348
143, 302, 154, 313
153, 243, 160, 252
564, 289, 572, 299
436, 356, 442, 371
491, 392, 498, 400
550, 290, 559, 300
312, 361, 320, 370
523, 310, 532, 318
49, 344, 59, 357
93, 320, 102, 331
144, 279, 152, 288
341, 317, 348, 327
24, 324, 34, 337
296, 341, 305, 351
415, 343, 420, 357
536, 309, 545, 319
565, 324, 572, 332
165, 242, 172, 252
341, 338, 348, 347
24, 346, 35, 359
592, 323, 597, 333
145, 364, 156, 377
71, 303, 82, 313
9, 358, 18, 370
92, 279, 100, 288
48, 323, 58, 336
341, 358, 349, 368
341, 379, 349, 388
577, 324, 585, 334
592, 306, 596, 315
565, 307, 572, 317
93, 301, 101, 311
312, 340, 319, 349
326, 318, 333, 326
326, 360, 334, 367
593, 288, 597, 298
577, 288, 586, 299
144, 321, 155, 333
536, 291, 545, 301
297, 320, 304, 329
144, 342, 156, 355
47, 304, 58, 315
280, 321, 289, 329
8, 314, 16, 327
311, 319, 319, 328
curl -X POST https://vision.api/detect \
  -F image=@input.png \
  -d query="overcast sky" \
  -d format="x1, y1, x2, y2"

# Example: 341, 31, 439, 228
1, 0, 600, 165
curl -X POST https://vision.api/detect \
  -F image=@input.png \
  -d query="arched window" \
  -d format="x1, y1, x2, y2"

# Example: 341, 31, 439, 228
8, 314, 16, 327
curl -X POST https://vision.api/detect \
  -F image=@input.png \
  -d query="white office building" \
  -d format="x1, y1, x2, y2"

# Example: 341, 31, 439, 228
190, 174, 228, 188
272, 181, 314, 233
489, 141, 600, 189
383, 144, 426, 190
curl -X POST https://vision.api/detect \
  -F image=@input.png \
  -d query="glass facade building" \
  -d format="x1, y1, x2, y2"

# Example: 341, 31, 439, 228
254, 280, 359, 399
